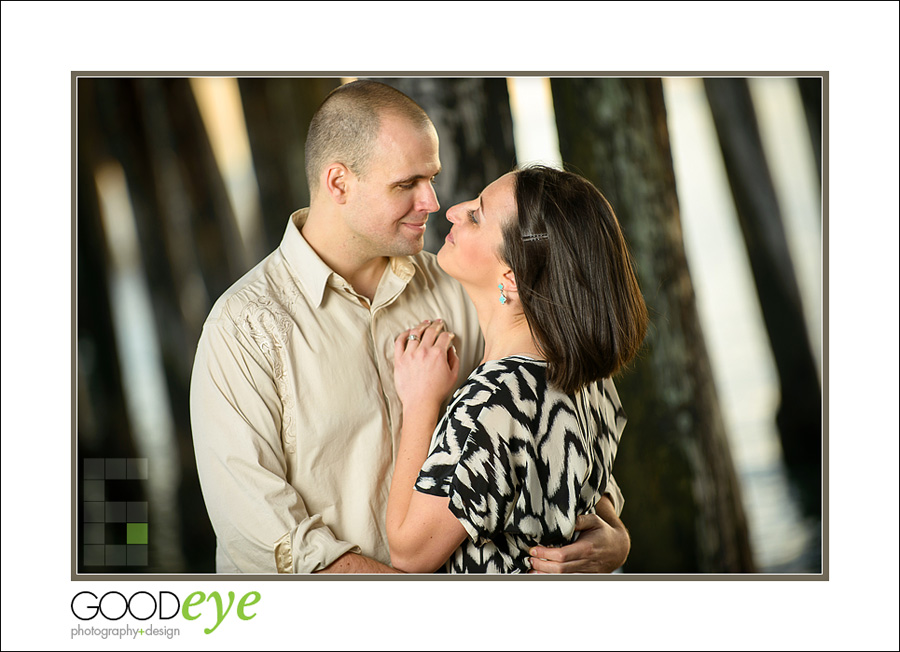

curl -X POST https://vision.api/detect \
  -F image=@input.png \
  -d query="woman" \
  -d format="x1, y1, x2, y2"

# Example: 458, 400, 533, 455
387, 166, 648, 573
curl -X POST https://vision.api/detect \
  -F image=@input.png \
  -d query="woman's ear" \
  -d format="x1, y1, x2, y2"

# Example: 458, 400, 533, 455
501, 269, 518, 293
324, 163, 351, 204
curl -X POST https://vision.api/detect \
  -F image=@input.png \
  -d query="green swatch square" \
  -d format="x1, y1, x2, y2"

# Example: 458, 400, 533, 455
127, 523, 148, 544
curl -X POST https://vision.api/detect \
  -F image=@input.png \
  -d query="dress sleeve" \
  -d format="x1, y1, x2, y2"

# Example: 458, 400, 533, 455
416, 394, 522, 546
605, 474, 624, 516
600, 378, 626, 516
190, 319, 357, 573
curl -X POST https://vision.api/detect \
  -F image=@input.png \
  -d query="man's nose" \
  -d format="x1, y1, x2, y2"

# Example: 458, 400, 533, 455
419, 184, 440, 213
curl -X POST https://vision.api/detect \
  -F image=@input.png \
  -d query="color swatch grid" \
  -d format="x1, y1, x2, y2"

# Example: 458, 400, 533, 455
82, 458, 148, 567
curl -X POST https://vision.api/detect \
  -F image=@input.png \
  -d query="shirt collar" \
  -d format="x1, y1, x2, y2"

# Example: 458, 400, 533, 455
280, 208, 419, 308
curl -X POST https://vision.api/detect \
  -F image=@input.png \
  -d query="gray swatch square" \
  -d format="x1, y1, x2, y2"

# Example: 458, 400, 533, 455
127, 502, 148, 522
105, 545, 126, 565
105, 458, 126, 480
127, 458, 148, 480
83, 545, 104, 566
105, 502, 126, 523
84, 523, 105, 544
84, 502, 105, 523
127, 545, 148, 566
84, 480, 105, 502
84, 458, 105, 480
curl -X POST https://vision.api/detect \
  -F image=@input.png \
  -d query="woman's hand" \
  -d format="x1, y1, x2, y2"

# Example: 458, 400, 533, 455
388, 319, 468, 573
393, 319, 460, 413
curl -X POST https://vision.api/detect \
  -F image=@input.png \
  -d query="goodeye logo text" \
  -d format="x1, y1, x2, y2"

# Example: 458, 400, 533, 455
71, 590, 260, 636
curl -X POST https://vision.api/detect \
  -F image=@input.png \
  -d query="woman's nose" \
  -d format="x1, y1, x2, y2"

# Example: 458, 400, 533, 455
446, 202, 464, 223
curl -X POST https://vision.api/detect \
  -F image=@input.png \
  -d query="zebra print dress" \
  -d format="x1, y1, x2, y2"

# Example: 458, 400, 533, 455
415, 355, 626, 573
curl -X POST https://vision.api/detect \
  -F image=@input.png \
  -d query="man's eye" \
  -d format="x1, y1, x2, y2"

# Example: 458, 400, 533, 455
399, 183, 414, 190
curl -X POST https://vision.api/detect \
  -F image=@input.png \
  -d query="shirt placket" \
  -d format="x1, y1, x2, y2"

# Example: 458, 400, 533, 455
369, 267, 412, 462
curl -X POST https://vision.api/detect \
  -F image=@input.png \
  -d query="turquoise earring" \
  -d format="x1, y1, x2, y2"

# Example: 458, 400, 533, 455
498, 283, 507, 305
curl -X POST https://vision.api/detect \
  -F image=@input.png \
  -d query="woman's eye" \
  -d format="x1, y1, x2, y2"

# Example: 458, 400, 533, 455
467, 209, 478, 224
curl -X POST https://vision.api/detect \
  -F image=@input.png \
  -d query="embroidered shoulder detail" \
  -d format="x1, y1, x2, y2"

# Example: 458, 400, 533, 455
239, 296, 297, 455
275, 279, 305, 312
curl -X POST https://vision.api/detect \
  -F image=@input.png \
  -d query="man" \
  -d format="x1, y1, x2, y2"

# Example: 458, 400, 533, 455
190, 80, 629, 573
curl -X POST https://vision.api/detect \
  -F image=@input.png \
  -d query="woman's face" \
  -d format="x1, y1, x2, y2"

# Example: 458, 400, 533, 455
437, 172, 517, 292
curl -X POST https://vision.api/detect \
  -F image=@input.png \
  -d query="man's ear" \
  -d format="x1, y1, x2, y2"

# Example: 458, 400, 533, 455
324, 163, 351, 205
501, 268, 518, 293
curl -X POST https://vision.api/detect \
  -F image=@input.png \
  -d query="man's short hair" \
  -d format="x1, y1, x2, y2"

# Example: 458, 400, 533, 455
304, 80, 432, 193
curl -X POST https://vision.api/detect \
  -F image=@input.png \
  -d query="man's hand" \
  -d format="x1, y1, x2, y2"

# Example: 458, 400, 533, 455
528, 497, 630, 573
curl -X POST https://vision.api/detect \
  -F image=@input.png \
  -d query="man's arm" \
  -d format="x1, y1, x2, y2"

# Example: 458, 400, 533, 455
316, 552, 400, 574
528, 492, 630, 573
191, 319, 382, 573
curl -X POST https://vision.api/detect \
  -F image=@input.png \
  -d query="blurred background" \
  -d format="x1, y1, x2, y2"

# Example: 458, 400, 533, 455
76, 75, 822, 574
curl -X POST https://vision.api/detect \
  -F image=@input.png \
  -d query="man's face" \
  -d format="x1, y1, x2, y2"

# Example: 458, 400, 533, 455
342, 114, 441, 259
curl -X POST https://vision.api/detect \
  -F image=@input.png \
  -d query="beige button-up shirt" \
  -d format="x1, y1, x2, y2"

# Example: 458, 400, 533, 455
190, 209, 484, 572
191, 209, 623, 573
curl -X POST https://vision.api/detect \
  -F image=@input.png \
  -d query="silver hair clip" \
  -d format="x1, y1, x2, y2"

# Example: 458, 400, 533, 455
522, 233, 549, 242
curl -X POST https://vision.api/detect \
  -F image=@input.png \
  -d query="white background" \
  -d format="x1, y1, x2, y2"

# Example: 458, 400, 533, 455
2, 2, 898, 650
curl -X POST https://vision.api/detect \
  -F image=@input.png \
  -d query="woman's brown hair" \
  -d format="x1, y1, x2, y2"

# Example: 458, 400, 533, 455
500, 165, 649, 394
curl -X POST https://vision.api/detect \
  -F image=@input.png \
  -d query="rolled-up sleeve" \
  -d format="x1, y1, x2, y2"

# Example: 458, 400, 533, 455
190, 320, 358, 573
